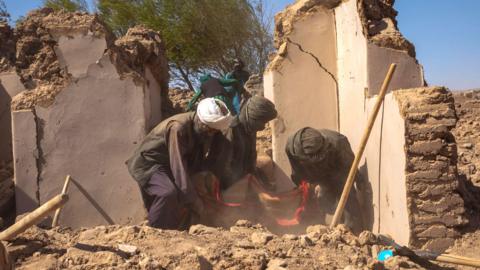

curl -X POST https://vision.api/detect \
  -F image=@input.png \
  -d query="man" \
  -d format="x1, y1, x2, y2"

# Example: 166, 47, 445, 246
285, 127, 363, 231
206, 96, 277, 190
186, 73, 244, 115
127, 98, 233, 229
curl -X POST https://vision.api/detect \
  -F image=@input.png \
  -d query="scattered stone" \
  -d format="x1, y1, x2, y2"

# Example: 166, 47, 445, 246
300, 235, 314, 247
117, 244, 138, 255
189, 224, 218, 235
358, 231, 377, 246
251, 232, 274, 245
235, 220, 252, 227
282, 234, 298, 241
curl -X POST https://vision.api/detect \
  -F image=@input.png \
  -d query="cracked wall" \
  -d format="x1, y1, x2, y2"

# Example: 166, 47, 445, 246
265, 5, 339, 190
8, 9, 169, 228
265, 0, 465, 252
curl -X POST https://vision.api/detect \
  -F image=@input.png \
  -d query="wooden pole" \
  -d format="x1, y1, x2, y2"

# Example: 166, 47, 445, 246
435, 254, 480, 268
0, 241, 12, 270
0, 194, 69, 241
51, 175, 72, 227
330, 63, 397, 228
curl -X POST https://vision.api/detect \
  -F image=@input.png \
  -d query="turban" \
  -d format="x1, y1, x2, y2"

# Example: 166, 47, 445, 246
286, 127, 330, 163
197, 98, 233, 131
238, 96, 277, 132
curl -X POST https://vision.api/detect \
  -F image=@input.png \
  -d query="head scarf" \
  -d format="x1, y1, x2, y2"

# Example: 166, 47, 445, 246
237, 96, 277, 132
197, 98, 233, 131
286, 127, 329, 163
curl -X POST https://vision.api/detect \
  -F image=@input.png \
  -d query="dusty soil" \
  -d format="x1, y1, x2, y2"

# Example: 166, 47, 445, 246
5, 221, 441, 270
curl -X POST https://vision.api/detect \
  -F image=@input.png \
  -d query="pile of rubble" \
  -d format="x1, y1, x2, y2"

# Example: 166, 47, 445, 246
7, 222, 432, 270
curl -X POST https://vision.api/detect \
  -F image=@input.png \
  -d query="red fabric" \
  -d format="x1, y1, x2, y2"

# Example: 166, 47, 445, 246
213, 179, 243, 207
275, 180, 309, 226
207, 175, 310, 227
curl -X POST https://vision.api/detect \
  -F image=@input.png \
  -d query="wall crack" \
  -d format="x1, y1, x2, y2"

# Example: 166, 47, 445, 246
286, 37, 338, 87
32, 109, 45, 206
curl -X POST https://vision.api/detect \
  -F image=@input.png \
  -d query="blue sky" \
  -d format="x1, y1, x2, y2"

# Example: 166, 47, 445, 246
4, 0, 480, 90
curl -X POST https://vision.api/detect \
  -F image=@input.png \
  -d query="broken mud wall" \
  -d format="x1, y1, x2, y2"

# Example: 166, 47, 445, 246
264, 0, 465, 252
452, 90, 480, 187
6, 9, 169, 228
265, 1, 339, 189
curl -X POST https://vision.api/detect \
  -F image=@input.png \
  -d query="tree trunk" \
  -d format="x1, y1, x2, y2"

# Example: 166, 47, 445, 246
176, 64, 195, 92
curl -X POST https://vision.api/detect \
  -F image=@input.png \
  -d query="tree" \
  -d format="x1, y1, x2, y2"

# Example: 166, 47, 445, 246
0, 0, 10, 22
97, 0, 273, 91
43, 0, 89, 12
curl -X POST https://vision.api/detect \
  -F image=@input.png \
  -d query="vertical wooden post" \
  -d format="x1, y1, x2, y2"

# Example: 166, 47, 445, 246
330, 64, 397, 228
51, 175, 72, 227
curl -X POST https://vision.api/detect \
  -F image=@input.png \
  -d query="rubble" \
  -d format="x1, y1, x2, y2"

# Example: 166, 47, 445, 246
6, 222, 436, 270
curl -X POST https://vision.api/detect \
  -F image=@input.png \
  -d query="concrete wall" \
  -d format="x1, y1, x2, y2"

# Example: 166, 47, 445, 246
264, 8, 338, 190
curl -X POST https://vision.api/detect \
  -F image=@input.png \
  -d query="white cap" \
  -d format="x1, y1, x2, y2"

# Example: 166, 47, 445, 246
196, 98, 233, 131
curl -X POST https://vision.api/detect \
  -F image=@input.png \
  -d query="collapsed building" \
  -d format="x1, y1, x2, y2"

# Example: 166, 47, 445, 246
0, 1, 477, 260
264, 0, 467, 252
0, 9, 169, 228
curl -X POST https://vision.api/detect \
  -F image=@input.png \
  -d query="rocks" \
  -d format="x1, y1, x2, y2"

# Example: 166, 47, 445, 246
251, 232, 274, 245
117, 244, 138, 255
358, 231, 377, 246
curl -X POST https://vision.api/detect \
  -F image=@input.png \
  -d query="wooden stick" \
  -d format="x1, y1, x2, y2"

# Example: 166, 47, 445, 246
435, 254, 480, 268
51, 175, 72, 227
0, 194, 69, 241
0, 241, 12, 270
330, 63, 397, 228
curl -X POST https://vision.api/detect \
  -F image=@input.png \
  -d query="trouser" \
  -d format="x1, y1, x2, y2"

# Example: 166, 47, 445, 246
139, 168, 184, 229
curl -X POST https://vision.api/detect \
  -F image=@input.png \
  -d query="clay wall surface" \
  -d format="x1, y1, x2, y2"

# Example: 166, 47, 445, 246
6, 9, 169, 228
395, 87, 466, 251
264, 4, 338, 189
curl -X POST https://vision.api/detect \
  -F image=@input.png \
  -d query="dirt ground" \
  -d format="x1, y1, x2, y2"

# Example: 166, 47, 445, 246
5, 222, 439, 270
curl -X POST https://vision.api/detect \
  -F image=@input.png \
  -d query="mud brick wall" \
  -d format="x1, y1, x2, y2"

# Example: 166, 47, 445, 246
395, 87, 467, 251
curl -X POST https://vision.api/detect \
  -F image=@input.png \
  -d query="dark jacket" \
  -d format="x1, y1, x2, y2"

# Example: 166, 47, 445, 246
206, 123, 257, 189
126, 112, 207, 201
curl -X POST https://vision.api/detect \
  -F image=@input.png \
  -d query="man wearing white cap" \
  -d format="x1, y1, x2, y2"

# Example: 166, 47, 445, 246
127, 98, 233, 229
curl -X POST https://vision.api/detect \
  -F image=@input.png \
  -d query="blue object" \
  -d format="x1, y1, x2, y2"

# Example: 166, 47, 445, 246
377, 249, 394, 261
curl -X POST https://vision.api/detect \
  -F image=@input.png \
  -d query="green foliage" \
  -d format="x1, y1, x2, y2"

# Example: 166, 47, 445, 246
0, 0, 10, 22
97, 0, 273, 90
43, 0, 89, 12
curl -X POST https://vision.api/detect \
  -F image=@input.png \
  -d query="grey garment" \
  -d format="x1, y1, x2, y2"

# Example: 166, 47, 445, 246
286, 128, 354, 191
206, 124, 256, 189
126, 112, 206, 204
238, 96, 277, 133
286, 128, 363, 231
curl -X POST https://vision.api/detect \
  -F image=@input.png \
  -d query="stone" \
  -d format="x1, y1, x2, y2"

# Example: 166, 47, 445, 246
235, 220, 252, 227
117, 244, 138, 255
189, 224, 218, 235
358, 231, 376, 246
267, 258, 287, 268
300, 235, 314, 247
306, 224, 329, 235
462, 143, 473, 149
251, 232, 274, 245
282, 234, 298, 241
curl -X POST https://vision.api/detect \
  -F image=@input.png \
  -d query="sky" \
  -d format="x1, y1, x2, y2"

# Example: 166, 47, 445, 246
4, 0, 480, 90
